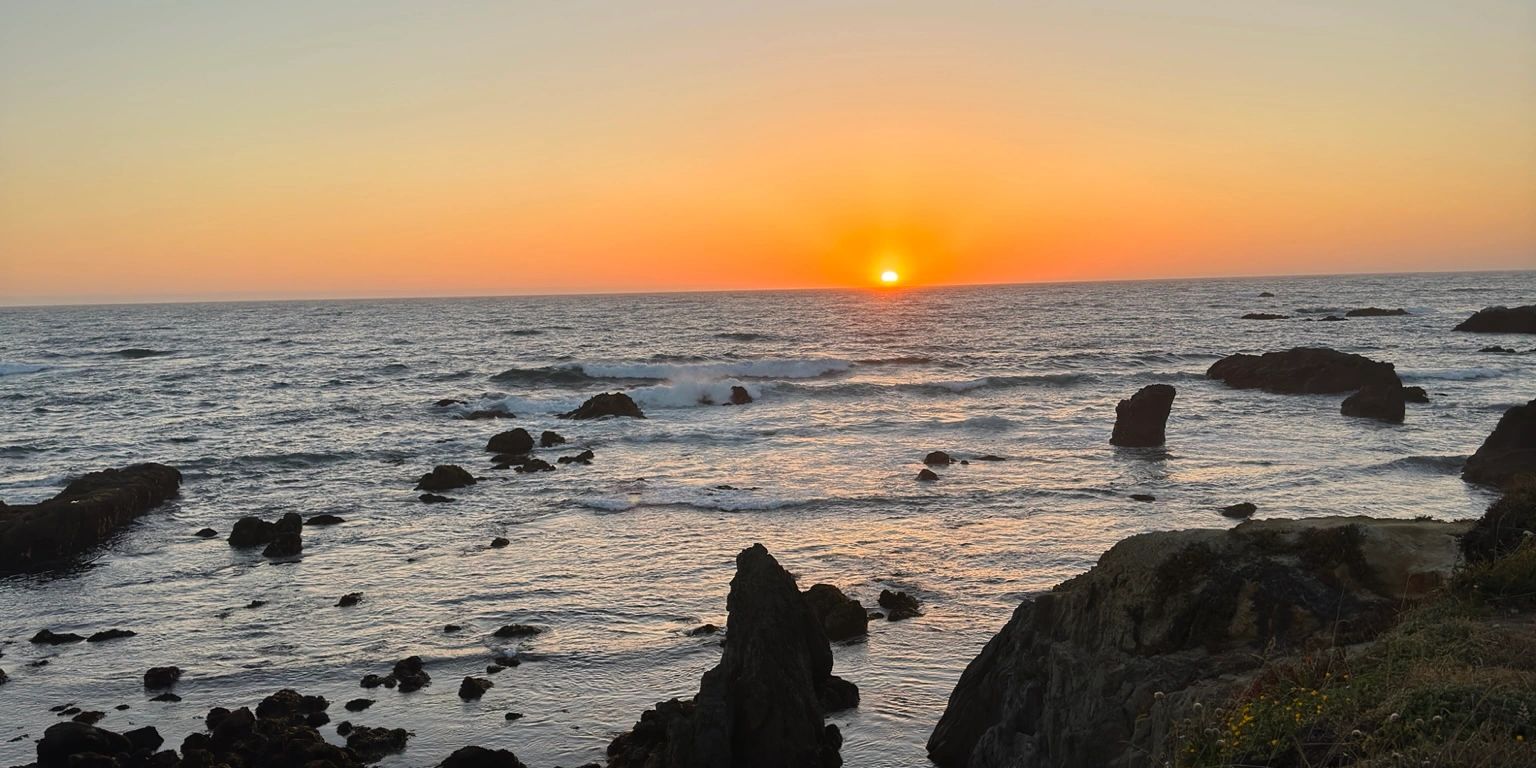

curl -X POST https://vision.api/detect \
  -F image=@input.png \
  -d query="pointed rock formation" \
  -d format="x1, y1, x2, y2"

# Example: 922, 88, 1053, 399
1109, 384, 1175, 447
1463, 398, 1536, 487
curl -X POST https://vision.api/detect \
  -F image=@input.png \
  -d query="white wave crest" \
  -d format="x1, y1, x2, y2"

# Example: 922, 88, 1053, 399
629, 379, 762, 409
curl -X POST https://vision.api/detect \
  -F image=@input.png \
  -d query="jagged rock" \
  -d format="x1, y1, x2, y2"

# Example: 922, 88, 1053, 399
606, 544, 856, 767
31, 629, 85, 645
513, 458, 556, 473
926, 517, 1469, 768
490, 537, 510, 548
305, 514, 345, 526
727, 386, 753, 405
440, 745, 529, 768
487, 428, 534, 455
419, 493, 455, 503
458, 676, 494, 700
336, 592, 363, 607
1340, 382, 1405, 423
1463, 398, 1536, 487
35, 722, 131, 767
1482, 345, 1519, 354
87, 629, 135, 642
392, 656, 430, 692
1220, 502, 1257, 519
1454, 305, 1536, 334
1207, 347, 1400, 394
0, 463, 182, 573
262, 531, 302, 558
1345, 307, 1408, 317
254, 689, 329, 720
687, 623, 720, 636
122, 725, 162, 752
1109, 384, 1176, 447
194, 528, 218, 538
557, 450, 594, 465
347, 725, 411, 761
878, 589, 921, 621
802, 584, 869, 642
416, 465, 476, 492
917, 468, 940, 482
539, 430, 566, 447
924, 451, 955, 466
143, 666, 181, 689
1240, 312, 1288, 320
560, 392, 645, 420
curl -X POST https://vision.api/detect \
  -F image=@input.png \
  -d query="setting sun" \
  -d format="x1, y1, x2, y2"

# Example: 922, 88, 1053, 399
880, 270, 900, 285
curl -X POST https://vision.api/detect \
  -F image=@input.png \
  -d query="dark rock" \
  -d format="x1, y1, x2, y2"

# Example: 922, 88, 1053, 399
345, 698, 374, 712
1482, 345, 1519, 354
490, 537, 510, 548
458, 676, 494, 700
59, 707, 81, 716
1240, 312, 1288, 320
560, 392, 645, 420
1207, 347, 1401, 395
436, 398, 468, 407
1403, 385, 1429, 403
1463, 398, 1536, 487
1258, 291, 1275, 297
802, 583, 869, 642
123, 725, 162, 752
149, 693, 180, 702
245, 599, 267, 609
346, 725, 411, 762
465, 408, 515, 420
539, 430, 567, 447
493, 624, 542, 638
557, 450, 595, 465
1454, 305, 1536, 334
255, 689, 329, 720
607, 544, 855, 767
36, 722, 131, 767
0, 463, 182, 573
195, 528, 218, 538
1345, 307, 1408, 317
336, 720, 354, 736
1316, 315, 1347, 321
305, 514, 345, 526
924, 451, 955, 466
31, 630, 85, 645
443, 624, 463, 633
687, 623, 720, 636
87, 629, 135, 642
392, 655, 430, 692
513, 458, 556, 473
727, 386, 753, 405
336, 592, 363, 607
917, 468, 940, 482
1461, 483, 1536, 563
878, 589, 922, 621
1221, 502, 1257, 518
973, 455, 1007, 462
1110, 384, 1176, 447
360, 674, 393, 689
71, 711, 104, 725
262, 531, 302, 558
1129, 494, 1156, 502
143, 666, 181, 689
440, 745, 529, 768
419, 493, 456, 503
114, 704, 129, 710
228, 516, 277, 547
504, 712, 523, 721
416, 464, 476, 492
486, 428, 534, 455
1340, 382, 1406, 423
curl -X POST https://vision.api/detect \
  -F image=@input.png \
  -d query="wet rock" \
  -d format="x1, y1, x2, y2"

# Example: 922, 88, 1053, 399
31, 630, 85, 645
493, 624, 542, 639
71, 711, 104, 725
1315, 315, 1347, 321
486, 428, 534, 455
228, 517, 275, 547
878, 589, 922, 621
503, 712, 523, 721
440, 745, 529, 768
143, 666, 181, 689
1482, 345, 1519, 354
1403, 385, 1429, 403
194, 528, 218, 538
392, 655, 430, 692
443, 624, 463, 633
1221, 501, 1257, 519
255, 689, 330, 720
727, 386, 753, 405
262, 531, 302, 558
490, 537, 510, 548
1340, 382, 1406, 423
458, 676, 494, 700
436, 398, 468, 407
1454, 305, 1536, 334
539, 430, 567, 447
416, 465, 476, 492
0, 463, 182, 574
1463, 398, 1536, 487
557, 450, 595, 465
0, 669, 11, 685
1240, 312, 1288, 320
87, 629, 136, 643
245, 600, 267, 609
1207, 347, 1401, 395
345, 698, 374, 712
122, 725, 162, 753
1345, 307, 1408, 317
114, 704, 129, 711
336, 592, 363, 607
1129, 493, 1156, 502
1110, 384, 1176, 447
465, 408, 514, 420
924, 451, 955, 466
973, 454, 1007, 462
917, 468, 940, 482
149, 693, 181, 702
803, 583, 869, 642
36, 722, 131, 768
419, 493, 455, 503
513, 458, 556, 473
1258, 291, 1275, 297
305, 513, 345, 526
360, 674, 393, 689
560, 392, 645, 420
687, 623, 720, 636
347, 725, 411, 762
606, 544, 855, 767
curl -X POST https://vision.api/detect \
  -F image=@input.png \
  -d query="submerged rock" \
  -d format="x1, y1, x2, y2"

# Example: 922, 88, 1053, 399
1129, 494, 1156, 503
305, 513, 345, 526
87, 629, 136, 643
1463, 398, 1536, 487
416, 465, 476, 492
1345, 307, 1408, 317
0, 463, 182, 574
336, 592, 363, 607
926, 517, 1469, 768
606, 544, 856, 767
493, 624, 542, 639
561, 392, 645, 420
262, 531, 302, 558
513, 458, 556, 473
419, 493, 455, 503
1454, 305, 1536, 334
1109, 384, 1176, 447
458, 676, 494, 700
31, 630, 85, 645
727, 386, 753, 405
557, 450, 595, 465
486, 428, 534, 455
878, 589, 921, 621
917, 468, 940, 482
802, 584, 869, 642
1240, 312, 1288, 320
1403, 385, 1429, 403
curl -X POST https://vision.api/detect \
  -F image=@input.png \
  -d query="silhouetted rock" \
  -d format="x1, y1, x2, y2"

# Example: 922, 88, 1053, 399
416, 465, 476, 491
0, 463, 181, 574
1240, 312, 1288, 320
228, 516, 276, 547
347, 725, 411, 761
539, 430, 566, 447
1221, 502, 1257, 519
802, 584, 869, 642
465, 408, 514, 420
195, 528, 218, 538
606, 544, 856, 767
305, 514, 345, 526
458, 676, 494, 700
493, 624, 542, 639
1340, 382, 1406, 423
687, 623, 720, 636
36, 722, 131, 768
1258, 291, 1275, 297
917, 468, 940, 482
557, 450, 594, 465
436, 398, 467, 407
1110, 384, 1176, 447
87, 629, 135, 642
561, 392, 645, 420
440, 745, 529, 768
262, 531, 302, 558
1207, 347, 1400, 394
1463, 399, 1536, 487
490, 537, 510, 548
70, 711, 104, 725
1482, 345, 1519, 354
1315, 315, 1346, 321
122, 725, 162, 753
336, 592, 363, 607
513, 458, 556, 473
31, 629, 85, 645
392, 656, 430, 692
1345, 307, 1408, 317
1129, 494, 1156, 502
149, 693, 180, 702
486, 428, 534, 455
973, 454, 1007, 461
727, 386, 753, 405
1403, 386, 1429, 403
419, 493, 455, 503
345, 698, 374, 712
924, 451, 955, 466
143, 666, 181, 689
1454, 305, 1536, 334
878, 589, 921, 621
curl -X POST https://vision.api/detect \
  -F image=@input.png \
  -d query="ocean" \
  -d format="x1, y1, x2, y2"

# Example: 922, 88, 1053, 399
1, 271, 1532, 767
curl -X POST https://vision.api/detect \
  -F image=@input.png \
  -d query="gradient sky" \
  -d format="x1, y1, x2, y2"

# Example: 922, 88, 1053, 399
2, 1, 1533, 304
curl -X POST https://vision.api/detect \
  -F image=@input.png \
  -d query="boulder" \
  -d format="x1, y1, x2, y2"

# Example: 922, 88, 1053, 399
486, 428, 534, 455
1345, 307, 1408, 317
31, 629, 85, 645
195, 527, 218, 538
1454, 305, 1536, 334
35, 722, 131, 768
416, 465, 476, 492
539, 430, 566, 447
440, 746, 529, 768
1403, 385, 1429, 403
560, 392, 645, 420
917, 469, 940, 482
490, 537, 510, 548
0, 463, 182, 573
878, 589, 921, 621
557, 450, 594, 465
1463, 398, 1536, 487
1109, 384, 1176, 447
305, 514, 345, 526
606, 544, 856, 767
493, 624, 542, 638
228, 516, 277, 547
924, 451, 954, 466
458, 676, 494, 700
419, 493, 455, 503
347, 725, 411, 761
1340, 382, 1406, 423
392, 655, 431, 692
802, 584, 869, 642
1220, 502, 1257, 519
727, 386, 753, 405
86, 629, 135, 643
926, 517, 1469, 768
513, 458, 556, 473
336, 592, 363, 607
262, 531, 302, 558
1240, 313, 1288, 320
1207, 347, 1400, 394
143, 666, 181, 689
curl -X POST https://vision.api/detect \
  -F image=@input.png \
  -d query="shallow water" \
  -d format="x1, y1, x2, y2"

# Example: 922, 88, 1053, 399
1, 273, 1532, 766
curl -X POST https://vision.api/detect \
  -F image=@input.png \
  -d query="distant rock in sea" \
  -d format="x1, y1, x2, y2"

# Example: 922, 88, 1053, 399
1240, 312, 1288, 320
1109, 384, 1175, 447
1345, 307, 1408, 317
415, 465, 476, 492
561, 392, 645, 420
1454, 305, 1536, 334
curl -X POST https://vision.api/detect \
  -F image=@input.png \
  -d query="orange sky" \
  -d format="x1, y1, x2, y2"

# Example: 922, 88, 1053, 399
2, 2, 1533, 304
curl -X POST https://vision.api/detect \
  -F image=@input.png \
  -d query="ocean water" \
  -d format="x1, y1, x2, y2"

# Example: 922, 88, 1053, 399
1, 272, 1532, 767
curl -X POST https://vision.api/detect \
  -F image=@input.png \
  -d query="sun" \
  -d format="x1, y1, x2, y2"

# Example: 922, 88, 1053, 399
879, 270, 900, 285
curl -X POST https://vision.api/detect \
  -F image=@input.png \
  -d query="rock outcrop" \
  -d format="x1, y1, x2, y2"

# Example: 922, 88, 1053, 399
487, 428, 534, 455
926, 517, 1468, 768
1240, 312, 1288, 320
1463, 398, 1536, 487
1340, 381, 1405, 423
606, 544, 856, 767
1345, 307, 1408, 317
415, 465, 476, 492
561, 392, 645, 420
1207, 347, 1399, 395
1109, 384, 1175, 447
802, 584, 869, 642
0, 463, 182, 573
1454, 305, 1536, 334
